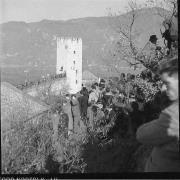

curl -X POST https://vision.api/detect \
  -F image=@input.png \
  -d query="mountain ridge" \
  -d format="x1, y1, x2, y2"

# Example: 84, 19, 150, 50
0, 7, 169, 84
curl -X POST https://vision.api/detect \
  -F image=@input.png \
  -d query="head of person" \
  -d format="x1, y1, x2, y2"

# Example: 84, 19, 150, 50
94, 82, 99, 89
82, 90, 87, 96
120, 73, 126, 80
158, 57, 178, 102
106, 87, 110, 93
65, 94, 70, 99
71, 94, 76, 100
82, 87, 87, 93
149, 35, 158, 44
91, 84, 96, 91
94, 82, 98, 86
100, 78, 105, 83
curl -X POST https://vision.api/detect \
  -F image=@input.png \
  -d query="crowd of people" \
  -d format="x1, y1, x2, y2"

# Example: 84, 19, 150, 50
56, 56, 179, 172
60, 72, 156, 138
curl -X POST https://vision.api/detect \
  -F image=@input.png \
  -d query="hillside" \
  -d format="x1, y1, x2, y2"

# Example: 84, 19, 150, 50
0, 7, 168, 84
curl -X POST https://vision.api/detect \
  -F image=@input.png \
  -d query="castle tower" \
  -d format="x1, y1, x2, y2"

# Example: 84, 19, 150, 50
56, 37, 82, 94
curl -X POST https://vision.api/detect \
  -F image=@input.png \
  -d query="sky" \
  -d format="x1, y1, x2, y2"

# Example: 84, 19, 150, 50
0, 0, 146, 23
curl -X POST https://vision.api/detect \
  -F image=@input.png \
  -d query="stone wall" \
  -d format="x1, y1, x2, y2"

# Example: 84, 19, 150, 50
23, 78, 68, 97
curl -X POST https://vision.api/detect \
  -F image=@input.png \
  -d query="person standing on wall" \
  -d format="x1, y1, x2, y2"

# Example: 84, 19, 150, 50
136, 57, 179, 172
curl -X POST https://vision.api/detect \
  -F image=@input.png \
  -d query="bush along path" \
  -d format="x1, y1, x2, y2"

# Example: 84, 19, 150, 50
2, 93, 153, 174
46, 107, 153, 173
80, 124, 152, 173
43, 106, 88, 174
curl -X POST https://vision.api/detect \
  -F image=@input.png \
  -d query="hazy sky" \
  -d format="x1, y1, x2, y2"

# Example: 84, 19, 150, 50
0, 0, 146, 23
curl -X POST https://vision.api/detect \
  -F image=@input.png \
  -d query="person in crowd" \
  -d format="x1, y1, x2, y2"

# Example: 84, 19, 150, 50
78, 88, 89, 120
142, 35, 162, 56
87, 84, 99, 129
77, 90, 83, 116
161, 11, 178, 55
83, 86, 89, 97
88, 84, 99, 104
140, 34, 163, 72
98, 85, 105, 101
136, 57, 179, 172
94, 82, 100, 101
63, 94, 73, 136
71, 94, 81, 134
92, 103, 105, 128
102, 87, 113, 108
99, 78, 106, 88
112, 89, 120, 105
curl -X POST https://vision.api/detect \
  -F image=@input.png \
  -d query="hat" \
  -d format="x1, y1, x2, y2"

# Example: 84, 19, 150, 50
149, 35, 158, 42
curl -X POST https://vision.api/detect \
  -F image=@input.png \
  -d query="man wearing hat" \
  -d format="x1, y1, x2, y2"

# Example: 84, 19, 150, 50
140, 34, 162, 72
136, 57, 179, 172
143, 35, 161, 52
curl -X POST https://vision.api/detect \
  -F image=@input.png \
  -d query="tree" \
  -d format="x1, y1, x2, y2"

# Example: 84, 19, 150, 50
108, 0, 177, 73
145, 0, 177, 19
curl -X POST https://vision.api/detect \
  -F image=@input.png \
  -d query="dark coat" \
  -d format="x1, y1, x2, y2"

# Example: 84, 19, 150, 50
136, 100, 179, 172
78, 95, 89, 116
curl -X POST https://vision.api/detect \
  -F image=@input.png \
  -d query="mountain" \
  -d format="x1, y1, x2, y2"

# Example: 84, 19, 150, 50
0, 7, 169, 84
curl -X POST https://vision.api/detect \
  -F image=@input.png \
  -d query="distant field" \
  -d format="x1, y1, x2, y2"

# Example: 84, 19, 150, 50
1, 66, 56, 85
1, 65, 144, 86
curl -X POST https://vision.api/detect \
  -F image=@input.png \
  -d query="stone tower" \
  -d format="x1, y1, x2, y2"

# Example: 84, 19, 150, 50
56, 37, 82, 94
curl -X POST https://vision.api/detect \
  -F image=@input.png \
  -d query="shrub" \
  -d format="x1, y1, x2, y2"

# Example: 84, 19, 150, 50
2, 112, 53, 174
135, 77, 162, 102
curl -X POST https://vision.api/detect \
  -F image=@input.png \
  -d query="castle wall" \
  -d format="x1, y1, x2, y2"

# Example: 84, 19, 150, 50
22, 37, 83, 97
24, 78, 67, 97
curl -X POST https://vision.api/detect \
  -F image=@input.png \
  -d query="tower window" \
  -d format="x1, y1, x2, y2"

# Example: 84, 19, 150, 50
76, 80, 78, 84
73, 61, 75, 65
74, 50, 76, 54
76, 70, 78, 75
